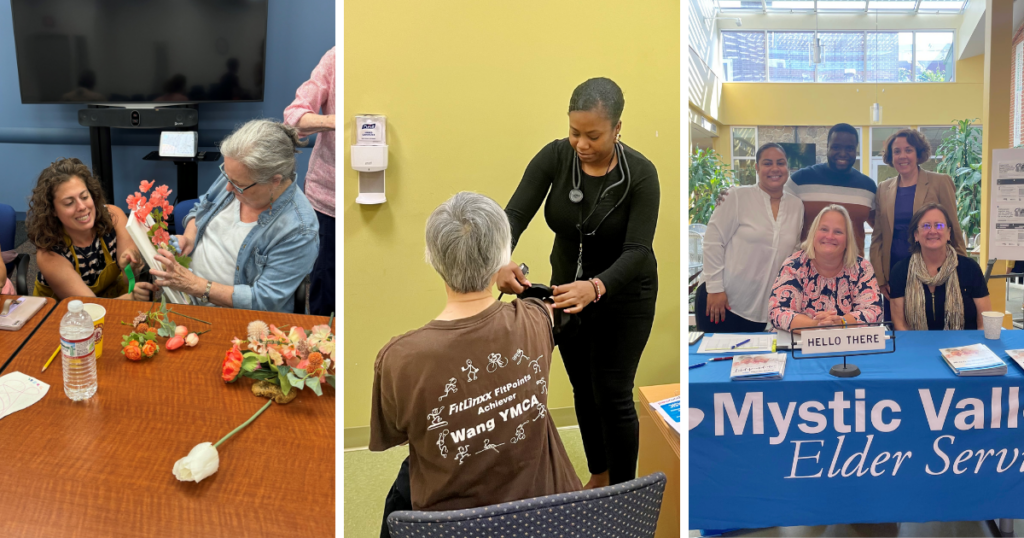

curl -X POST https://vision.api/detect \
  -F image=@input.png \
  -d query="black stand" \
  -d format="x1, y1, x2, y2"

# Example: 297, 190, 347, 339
830, 357, 861, 378
85, 104, 202, 205
142, 151, 221, 203
88, 119, 114, 204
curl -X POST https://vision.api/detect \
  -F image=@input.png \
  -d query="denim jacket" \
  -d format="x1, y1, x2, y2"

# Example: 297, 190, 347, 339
184, 174, 319, 313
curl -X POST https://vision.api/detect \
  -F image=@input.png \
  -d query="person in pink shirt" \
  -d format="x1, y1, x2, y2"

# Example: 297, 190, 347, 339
284, 46, 335, 316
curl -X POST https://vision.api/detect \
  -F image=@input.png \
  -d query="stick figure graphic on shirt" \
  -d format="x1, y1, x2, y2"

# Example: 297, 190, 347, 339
527, 357, 542, 374
437, 430, 449, 458
510, 421, 528, 444
455, 445, 471, 465
427, 407, 448, 431
512, 349, 527, 365
486, 352, 508, 373
461, 360, 479, 382
475, 438, 505, 455
438, 377, 458, 401
536, 378, 547, 394
533, 401, 547, 422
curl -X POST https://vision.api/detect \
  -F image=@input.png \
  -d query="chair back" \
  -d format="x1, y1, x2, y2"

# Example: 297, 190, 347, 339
388, 472, 666, 538
173, 199, 199, 236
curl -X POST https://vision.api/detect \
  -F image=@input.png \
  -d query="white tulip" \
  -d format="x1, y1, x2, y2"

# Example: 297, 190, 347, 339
172, 442, 220, 482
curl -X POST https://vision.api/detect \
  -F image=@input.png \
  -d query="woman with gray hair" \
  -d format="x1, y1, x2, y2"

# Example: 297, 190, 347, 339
371, 191, 580, 532
149, 119, 319, 313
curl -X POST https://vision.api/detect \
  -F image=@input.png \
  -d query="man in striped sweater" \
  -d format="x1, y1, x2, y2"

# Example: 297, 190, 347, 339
785, 123, 876, 256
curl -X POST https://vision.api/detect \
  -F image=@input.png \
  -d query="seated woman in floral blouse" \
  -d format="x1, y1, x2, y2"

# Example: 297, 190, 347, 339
769, 204, 883, 332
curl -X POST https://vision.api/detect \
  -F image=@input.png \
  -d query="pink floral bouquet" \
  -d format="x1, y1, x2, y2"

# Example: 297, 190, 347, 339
222, 320, 336, 397
124, 180, 192, 303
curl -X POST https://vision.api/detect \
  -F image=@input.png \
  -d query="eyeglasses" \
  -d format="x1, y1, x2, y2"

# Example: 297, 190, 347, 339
219, 163, 257, 193
918, 222, 947, 232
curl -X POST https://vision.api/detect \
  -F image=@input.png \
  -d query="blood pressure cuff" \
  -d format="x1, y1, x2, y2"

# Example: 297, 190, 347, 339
517, 284, 579, 339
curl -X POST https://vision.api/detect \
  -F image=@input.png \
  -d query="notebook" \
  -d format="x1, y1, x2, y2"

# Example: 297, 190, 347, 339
730, 353, 788, 381
939, 344, 1007, 377
0, 297, 47, 331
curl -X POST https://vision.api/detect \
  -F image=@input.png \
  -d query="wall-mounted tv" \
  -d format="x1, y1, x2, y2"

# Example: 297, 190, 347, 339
778, 143, 816, 171
10, 0, 268, 104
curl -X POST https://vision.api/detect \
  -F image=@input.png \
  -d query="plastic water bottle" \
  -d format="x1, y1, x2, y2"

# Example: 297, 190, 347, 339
61, 300, 97, 401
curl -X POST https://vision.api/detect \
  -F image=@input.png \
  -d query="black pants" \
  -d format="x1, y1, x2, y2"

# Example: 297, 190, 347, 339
558, 279, 657, 485
380, 457, 411, 538
694, 282, 766, 333
309, 210, 335, 317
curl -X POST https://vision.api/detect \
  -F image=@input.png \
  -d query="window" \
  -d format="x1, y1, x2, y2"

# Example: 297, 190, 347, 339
731, 127, 758, 185
721, 31, 766, 82
722, 30, 955, 83
915, 32, 955, 82
818, 32, 865, 82
768, 32, 814, 82
715, 0, 966, 12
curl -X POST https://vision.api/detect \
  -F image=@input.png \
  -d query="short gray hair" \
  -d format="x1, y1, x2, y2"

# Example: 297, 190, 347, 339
219, 119, 308, 185
425, 192, 512, 293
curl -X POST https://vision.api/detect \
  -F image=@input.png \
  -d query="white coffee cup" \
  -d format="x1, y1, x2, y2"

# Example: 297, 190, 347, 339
982, 311, 1005, 340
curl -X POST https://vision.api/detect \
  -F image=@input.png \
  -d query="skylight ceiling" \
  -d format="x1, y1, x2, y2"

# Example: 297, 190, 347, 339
715, 0, 966, 14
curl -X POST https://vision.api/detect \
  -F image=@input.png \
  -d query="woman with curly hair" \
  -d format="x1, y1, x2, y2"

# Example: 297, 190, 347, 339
28, 158, 159, 300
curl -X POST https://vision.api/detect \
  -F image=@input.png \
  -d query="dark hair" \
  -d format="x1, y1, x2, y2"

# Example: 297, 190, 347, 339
568, 77, 625, 126
755, 142, 787, 162
883, 129, 931, 166
27, 158, 115, 252
828, 123, 859, 145
908, 202, 960, 253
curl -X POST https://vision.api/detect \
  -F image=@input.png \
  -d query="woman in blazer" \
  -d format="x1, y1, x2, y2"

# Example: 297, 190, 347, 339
869, 129, 966, 322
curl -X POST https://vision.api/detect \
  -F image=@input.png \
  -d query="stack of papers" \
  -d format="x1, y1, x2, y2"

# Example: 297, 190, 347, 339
939, 344, 1007, 376
730, 353, 788, 381
697, 334, 776, 354
650, 395, 682, 435
1007, 349, 1024, 372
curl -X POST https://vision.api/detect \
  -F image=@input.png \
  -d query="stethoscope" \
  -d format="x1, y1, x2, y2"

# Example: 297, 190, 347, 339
570, 141, 631, 279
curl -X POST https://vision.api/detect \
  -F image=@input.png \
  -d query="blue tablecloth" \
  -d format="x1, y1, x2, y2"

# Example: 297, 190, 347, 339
690, 330, 1024, 530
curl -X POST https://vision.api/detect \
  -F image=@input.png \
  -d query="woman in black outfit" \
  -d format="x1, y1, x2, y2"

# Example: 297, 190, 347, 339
500, 77, 659, 488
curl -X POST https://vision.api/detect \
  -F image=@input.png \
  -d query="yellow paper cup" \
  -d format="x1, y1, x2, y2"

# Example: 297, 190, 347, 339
82, 303, 106, 357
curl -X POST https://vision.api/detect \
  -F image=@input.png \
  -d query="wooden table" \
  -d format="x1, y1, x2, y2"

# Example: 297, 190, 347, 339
638, 383, 680, 538
0, 295, 57, 374
0, 298, 335, 537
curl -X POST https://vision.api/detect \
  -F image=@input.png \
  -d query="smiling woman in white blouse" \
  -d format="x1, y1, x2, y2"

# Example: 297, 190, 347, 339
697, 143, 804, 332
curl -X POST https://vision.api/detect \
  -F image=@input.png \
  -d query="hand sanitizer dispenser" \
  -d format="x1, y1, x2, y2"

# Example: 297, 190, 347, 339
352, 114, 387, 204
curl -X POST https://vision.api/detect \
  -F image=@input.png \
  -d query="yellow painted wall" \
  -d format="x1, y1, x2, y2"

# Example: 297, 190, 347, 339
344, 1, 681, 430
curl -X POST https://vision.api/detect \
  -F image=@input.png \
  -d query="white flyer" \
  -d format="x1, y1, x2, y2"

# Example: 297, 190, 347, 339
990, 149, 1024, 260
0, 372, 49, 421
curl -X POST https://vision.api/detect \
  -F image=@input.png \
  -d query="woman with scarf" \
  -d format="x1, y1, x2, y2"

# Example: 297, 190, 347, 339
889, 203, 990, 331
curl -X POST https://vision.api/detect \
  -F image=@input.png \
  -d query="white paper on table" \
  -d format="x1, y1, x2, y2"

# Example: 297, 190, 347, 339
649, 395, 682, 436
0, 371, 49, 420
125, 210, 192, 305
697, 333, 775, 354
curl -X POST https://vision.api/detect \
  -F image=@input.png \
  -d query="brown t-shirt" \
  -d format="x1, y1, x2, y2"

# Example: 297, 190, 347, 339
370, 298, 582, 511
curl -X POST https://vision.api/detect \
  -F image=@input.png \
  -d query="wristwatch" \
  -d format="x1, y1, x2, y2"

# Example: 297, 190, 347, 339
201, 280, 212, 302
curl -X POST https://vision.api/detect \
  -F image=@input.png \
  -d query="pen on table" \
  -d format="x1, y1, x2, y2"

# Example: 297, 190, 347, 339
730, 338, 751, 349
41, 345, 61, 373
689, 362, 706, 370
708, 356, 734, 362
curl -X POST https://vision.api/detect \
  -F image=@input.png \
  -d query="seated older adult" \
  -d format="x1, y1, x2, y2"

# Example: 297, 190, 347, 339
889, 203, 991, 331
149, 119, 319, 313
769, 204, 883, 332
370, 192, 581, 534
28, 158, 158, 301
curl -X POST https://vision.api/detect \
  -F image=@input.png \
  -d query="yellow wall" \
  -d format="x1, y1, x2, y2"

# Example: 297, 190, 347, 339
344, 1, 681, 431
719, 55, 985, 127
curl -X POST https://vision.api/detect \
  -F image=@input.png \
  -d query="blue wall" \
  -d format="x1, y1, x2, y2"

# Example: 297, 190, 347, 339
0, 0, 335, 214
